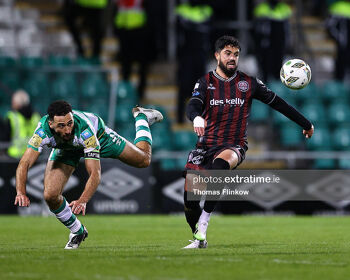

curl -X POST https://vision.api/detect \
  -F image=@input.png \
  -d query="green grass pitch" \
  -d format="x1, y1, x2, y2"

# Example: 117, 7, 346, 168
0, 215, 349, 280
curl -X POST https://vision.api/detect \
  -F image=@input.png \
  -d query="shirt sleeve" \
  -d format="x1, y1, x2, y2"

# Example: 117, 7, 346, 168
252, 78, 276, 105
81, 128, 100, 160
27, 125, 48, 153
189, 77, 207, 104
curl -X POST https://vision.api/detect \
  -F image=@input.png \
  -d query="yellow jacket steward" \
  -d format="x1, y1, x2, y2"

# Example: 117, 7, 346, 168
7, 111, 41, 158
254, 2, 292, 20
114, 0, 146, 29
75, 0, 108, 9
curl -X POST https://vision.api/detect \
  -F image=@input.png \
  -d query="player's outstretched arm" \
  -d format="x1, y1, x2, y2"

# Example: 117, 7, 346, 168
267, 95, 313, 138
69, 159, 101, 215
14, 148, 40, 207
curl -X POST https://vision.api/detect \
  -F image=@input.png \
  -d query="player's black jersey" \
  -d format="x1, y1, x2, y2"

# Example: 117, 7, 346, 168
190, 70, 276, 148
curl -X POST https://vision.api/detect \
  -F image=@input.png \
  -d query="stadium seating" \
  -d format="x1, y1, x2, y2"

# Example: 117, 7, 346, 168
80, 73, 109, 99
75, 56, 100, 66
115, 103, 135, 123
250, 100, 270, 122
48, 55, 72, 66
19, 56, 44, 68
176, 157, 188, 170
306, 125, 332, 150
0, 56, 16, 68
159, 158, 178, 170
51, 73, 79, 107
0, 71, 21, 104
116, 81, 138, 105
150, 126, 173, 151
51, 73, 78, 97
333, 125, 350, 150
327, 102, 350, 125
172, 130, 198, 151
279, 123, 303, 148
86, 99, 109, 121
321, 80, 349, 102
0, 70, 21, 90
22, 72, 50, 114
294, 83, 319, 105
339, 159, 350, 169
268, 80, 295, 103
300, 102, 327, 124
0, 103, 10, 117
313, 159, 336, 169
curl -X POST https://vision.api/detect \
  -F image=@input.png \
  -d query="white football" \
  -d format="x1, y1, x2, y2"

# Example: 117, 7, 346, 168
280, 59, 312, 90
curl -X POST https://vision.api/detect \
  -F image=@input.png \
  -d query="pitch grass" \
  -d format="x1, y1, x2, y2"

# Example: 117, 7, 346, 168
0, 215, 350, 280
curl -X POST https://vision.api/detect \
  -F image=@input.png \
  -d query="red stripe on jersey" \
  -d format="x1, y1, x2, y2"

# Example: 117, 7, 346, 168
217, 81, 232, 146
205, 75, 220, 147
185, 162, 205, 170
227, 74, 242, 144
238, 76, 252, 141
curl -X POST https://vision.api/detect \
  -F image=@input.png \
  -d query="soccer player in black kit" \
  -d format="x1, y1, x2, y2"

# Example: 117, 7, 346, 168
183, 35, 314, 249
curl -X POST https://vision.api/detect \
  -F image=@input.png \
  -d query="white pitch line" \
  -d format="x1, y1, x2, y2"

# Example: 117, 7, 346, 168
273, 258, 347, 267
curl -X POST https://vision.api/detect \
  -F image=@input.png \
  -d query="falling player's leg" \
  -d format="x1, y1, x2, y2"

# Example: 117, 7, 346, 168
117, 106, 163, 168
43, 160, 88, 249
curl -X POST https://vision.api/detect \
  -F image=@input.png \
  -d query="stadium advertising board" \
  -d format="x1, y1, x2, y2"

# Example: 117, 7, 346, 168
0, 160, 152, 215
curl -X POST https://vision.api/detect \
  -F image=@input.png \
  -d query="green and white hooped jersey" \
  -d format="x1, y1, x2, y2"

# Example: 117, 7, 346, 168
28, 110, 106, 160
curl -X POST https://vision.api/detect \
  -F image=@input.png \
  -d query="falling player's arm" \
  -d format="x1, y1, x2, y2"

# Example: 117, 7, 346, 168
254, 78, 314, 138
14, 148, 40, 207
69, 131, 101, 215
186, 78, 206, 136
70, 158, 101, 216
15, 123, 47, 207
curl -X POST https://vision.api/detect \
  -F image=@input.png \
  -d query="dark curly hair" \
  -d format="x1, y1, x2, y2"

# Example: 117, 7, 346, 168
215, 35, 241, 53
47, 100, 72, 120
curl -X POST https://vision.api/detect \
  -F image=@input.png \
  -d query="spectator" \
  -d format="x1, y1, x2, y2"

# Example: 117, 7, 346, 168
176, 0, 213, 123
0, 90, 41, 159
62, 0, 109, 59
113, 0, 150, 99
253, 0, 292, 82
326, 0, 350, 81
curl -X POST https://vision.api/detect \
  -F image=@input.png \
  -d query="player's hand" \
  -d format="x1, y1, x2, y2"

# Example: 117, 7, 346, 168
303, 124, 314, 139
193, 116, 207, 136
14, 194, 30, 207
69, 200, 87, 215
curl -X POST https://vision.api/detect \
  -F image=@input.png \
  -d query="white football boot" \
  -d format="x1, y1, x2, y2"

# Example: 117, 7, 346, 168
64, 226, 88, 250
183, 239, 208, 249
132, 106, 163, 126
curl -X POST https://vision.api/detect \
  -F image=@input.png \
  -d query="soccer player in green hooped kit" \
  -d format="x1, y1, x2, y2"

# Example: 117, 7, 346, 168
14, 100, 163, 249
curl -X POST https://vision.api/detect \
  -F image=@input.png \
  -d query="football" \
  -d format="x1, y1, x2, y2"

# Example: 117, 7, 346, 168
280, 59, 312, 90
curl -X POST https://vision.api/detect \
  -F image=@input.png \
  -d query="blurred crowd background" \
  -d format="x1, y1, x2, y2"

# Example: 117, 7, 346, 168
0, 0, 349, 171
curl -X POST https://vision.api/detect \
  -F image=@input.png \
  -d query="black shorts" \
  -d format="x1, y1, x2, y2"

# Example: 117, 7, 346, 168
184, 144, 247, 172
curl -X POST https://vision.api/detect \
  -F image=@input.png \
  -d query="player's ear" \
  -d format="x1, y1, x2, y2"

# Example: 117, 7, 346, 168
215, 52, 220, 63
48, 120, 53, 128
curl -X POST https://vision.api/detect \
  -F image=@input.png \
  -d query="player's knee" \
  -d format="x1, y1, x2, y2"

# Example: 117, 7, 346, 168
212, 158, 230, 170
43, 190, 60, 205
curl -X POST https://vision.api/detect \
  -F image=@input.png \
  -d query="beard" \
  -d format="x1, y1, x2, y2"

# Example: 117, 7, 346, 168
52, 128, 74, 142
218, 60, 237, 77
